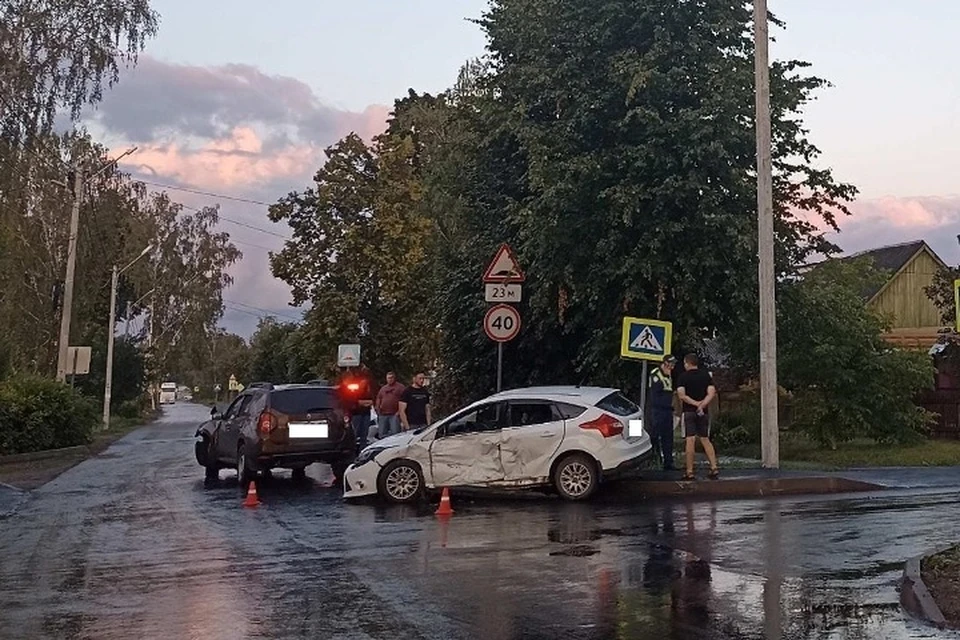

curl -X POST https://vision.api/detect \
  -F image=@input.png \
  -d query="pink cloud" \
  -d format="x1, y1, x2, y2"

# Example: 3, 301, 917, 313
128, 126, 317, 190
846, 195, 960, 229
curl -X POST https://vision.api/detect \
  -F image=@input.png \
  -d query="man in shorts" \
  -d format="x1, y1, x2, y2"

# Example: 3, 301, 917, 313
676, 353, 720, 480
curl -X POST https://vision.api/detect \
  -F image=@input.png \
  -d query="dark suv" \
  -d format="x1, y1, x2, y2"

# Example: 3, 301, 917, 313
194, 382, 356, 484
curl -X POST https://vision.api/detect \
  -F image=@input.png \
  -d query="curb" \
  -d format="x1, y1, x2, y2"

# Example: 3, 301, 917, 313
901, 550, 950, 630
0, 445, 88, 464
626, 476, 884, 499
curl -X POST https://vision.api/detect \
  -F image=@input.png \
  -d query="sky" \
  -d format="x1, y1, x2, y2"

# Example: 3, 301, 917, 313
85, 0, 960, 336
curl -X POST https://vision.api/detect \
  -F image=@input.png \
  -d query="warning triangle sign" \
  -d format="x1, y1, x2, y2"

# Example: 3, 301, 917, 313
483, 243, 525, 283
630, 327, 663, 352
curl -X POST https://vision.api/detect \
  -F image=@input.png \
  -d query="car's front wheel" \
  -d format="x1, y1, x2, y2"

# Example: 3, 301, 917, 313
553, 454, 599, 501
196, 436, 219, 480
378, 459, 424, 504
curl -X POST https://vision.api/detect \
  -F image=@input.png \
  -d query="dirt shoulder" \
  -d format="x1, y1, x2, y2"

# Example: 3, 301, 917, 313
0, 414, 154, 490
922, 545, 960, 628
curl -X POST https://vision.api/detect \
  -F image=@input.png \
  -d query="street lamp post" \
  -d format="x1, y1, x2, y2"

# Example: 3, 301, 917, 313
103, 245, 152, 430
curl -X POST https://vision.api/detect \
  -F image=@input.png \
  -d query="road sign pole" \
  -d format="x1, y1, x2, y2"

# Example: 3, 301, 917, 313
497, 342, 503, 392
639, 360, 648, 422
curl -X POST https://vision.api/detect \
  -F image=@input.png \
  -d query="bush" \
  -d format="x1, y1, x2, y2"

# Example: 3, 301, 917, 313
0, 375, 97, 455
712, 393, 762, 450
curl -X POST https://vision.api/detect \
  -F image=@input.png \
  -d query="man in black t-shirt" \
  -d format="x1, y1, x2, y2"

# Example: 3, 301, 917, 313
676, 353, 720, 481
399, 372, 431, 431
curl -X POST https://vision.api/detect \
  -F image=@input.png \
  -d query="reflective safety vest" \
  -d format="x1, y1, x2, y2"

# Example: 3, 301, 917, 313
650, 367, 672, 392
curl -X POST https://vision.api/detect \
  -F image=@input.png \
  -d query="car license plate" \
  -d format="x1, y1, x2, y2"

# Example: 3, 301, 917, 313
289, 422, 328, 438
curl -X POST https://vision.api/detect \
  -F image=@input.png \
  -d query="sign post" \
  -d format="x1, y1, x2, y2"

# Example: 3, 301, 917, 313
483, 244, 525, 392
620, 317, 673, 436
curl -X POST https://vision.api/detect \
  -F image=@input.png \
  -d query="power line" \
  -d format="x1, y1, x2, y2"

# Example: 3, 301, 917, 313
135, 179, 275, 207
224, 299, 302, 322
176, 202, 290, 240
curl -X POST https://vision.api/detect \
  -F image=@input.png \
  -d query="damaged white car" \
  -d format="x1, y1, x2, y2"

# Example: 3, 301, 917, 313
342, 386, 652, 503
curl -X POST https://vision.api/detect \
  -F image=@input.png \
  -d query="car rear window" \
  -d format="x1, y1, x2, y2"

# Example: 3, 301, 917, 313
596, 391, 639, 417
270, 388, 338, 415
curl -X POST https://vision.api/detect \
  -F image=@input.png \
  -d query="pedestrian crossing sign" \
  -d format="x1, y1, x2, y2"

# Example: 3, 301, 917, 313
620, 317, 673, 362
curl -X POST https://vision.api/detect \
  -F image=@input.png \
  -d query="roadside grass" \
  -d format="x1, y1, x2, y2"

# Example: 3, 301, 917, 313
724, 435, 960, 469
0, 410, 157, 490
922, 545, 960, 629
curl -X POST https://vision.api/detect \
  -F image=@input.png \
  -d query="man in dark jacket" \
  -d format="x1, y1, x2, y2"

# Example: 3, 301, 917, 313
648, 355, 677, 471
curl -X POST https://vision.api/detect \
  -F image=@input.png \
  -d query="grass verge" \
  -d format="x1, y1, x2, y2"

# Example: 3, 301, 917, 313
0, 411, 157, 490
922, 545, 960, 629
723, 436, 960, 469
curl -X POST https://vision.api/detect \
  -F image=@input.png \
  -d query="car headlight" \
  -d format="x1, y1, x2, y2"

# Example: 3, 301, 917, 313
355, 447, 387, 466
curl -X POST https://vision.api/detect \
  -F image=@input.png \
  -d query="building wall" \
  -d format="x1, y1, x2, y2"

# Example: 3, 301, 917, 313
869, 250, 944, 329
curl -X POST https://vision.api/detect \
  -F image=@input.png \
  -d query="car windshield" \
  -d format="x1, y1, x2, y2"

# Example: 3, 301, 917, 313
270, 388, 339, 415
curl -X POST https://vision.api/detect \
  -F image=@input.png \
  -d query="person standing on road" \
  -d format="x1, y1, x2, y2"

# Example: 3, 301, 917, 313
648, 355, 678, 471
399, 372, 431, 432
337, 365, 375, 450
375, 371, 406, 439
676, 353, 720, 481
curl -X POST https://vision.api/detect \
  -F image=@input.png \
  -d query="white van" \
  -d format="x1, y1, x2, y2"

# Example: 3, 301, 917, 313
159, 382, 177, 405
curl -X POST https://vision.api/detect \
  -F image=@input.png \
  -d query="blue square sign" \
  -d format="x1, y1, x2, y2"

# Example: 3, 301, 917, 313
620, 317, 673, 362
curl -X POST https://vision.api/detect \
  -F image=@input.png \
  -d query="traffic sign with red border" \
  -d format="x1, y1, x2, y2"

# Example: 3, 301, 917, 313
483, 304, 521, 342
482, 243, 525, 283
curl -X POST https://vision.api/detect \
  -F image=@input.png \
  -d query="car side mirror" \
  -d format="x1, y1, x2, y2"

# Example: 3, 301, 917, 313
210, 406, 221, 419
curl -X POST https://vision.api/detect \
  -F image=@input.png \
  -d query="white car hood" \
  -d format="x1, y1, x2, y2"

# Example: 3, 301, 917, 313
370, 430, 418, 449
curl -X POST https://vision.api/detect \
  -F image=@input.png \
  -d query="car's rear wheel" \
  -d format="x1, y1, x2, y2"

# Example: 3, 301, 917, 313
378, 459, 423, 504
553, 454, 598, 501
237, 444, 255, 487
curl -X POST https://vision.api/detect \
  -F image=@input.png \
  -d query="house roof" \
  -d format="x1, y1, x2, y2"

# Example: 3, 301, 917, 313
799, 240, 948, 302
846, 240, 947, 301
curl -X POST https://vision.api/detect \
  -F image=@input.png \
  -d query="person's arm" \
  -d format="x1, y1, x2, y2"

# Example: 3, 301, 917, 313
425, 400, 432, 426
676, 385, 699, 409
699, 384, 717, 411
374, 388, 384, 414
399, 389, 410, 430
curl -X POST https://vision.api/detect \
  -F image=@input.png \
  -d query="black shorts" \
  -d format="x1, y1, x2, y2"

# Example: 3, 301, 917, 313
682, 411, 711, 438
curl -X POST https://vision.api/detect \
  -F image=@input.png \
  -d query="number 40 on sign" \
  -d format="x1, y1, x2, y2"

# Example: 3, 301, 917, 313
484, 304, 521, 343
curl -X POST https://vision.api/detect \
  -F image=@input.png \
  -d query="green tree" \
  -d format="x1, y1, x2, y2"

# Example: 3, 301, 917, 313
247, 318, 309, 384
734, 259, 934, 446
431, 0, 858, 397
268, 127, 436, 380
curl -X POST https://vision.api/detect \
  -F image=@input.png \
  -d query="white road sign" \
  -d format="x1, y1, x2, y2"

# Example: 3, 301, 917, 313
338, 343, 361, 367
483, 304, 521, 343
484, 283, 522, 303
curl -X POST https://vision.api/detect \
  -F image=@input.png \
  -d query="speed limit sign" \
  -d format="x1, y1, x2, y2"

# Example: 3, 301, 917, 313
483, 304, 521, 343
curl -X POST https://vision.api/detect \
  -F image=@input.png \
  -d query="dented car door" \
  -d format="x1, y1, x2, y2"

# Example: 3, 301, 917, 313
499, 401, 565, 482
428, 401, 505, 487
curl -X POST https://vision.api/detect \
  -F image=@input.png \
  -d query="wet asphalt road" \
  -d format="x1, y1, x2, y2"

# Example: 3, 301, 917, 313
1, 404, 959, 640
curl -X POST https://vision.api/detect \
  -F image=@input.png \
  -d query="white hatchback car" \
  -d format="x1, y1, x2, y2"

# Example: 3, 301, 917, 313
342, 386, 652, 503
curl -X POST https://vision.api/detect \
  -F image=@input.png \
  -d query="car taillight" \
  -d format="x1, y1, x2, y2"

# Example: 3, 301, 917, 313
258, 411, 276, 435
580, 413, 624, 438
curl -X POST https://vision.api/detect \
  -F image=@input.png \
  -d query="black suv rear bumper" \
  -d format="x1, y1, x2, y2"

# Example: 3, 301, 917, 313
252, 447, 355, 470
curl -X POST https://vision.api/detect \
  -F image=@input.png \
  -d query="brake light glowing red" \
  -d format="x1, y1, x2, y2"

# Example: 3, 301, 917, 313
580, 413, 623, 438
258, 411, 276, 435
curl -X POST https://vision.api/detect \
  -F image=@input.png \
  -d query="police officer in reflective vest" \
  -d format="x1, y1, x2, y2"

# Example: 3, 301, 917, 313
649, 354, 677, 471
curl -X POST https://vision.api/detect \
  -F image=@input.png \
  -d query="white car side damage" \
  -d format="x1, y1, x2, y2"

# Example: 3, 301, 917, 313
342, 386, 652, 501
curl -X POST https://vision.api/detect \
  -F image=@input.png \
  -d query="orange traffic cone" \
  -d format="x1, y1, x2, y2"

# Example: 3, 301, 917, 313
435, 487, 454, 516
243, 481, 260, 508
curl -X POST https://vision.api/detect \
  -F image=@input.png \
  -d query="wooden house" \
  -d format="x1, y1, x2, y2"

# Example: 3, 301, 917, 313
844, 240, 948, 348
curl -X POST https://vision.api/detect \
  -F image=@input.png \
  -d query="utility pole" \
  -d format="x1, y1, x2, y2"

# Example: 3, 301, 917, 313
103, 265, 119, 429
55, 146, 138, 383
55, 165, 82, 382
103, 245, 151, 430
755, 0, 779, 468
